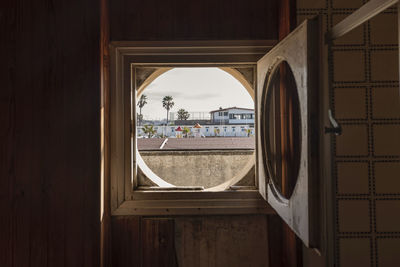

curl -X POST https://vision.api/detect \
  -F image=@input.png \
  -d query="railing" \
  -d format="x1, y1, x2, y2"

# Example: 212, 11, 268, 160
170, 111, 211, 121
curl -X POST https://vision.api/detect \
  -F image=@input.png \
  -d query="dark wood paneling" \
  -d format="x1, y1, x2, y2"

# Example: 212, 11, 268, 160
141, 218, 177, 267
278, 0, 297, 41
111, 217, 178, 267
101, 0, 112, 266
276, 0, 303, 266
268, 215, 284, 267
282, 223, 303, 267
111, 215, 269, 267
110, 0, 278, 41
0, 0, 100, 266
175, 215, 269, 267
111, 217, 141, 267
268, 215, 303, 267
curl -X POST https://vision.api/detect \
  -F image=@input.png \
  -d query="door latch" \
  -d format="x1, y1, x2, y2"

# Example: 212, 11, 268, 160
325, 109, 342, 135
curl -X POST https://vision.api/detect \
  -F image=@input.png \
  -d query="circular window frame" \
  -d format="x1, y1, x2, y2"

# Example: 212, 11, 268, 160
260, 57, 303, 204
135, 66, 256, 191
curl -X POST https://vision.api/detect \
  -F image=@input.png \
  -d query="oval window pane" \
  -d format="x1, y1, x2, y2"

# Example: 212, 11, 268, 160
261, 61, 301, 200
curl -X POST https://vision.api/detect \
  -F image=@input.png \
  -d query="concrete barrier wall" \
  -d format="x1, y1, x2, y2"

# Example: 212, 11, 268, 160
140, 150, 255, 188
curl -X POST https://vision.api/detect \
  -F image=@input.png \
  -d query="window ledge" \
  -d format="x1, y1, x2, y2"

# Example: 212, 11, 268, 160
112, 190, 275, 216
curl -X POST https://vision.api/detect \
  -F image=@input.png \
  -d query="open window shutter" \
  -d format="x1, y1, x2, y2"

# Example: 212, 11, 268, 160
256, 18, 322, 248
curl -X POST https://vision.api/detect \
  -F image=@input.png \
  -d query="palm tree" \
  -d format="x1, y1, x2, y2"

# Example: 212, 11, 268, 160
162, 96, 174, 125
177, 108, 190, 120
142, 125, 156, 138
137, 113, 143, 126
137, 94, 147, 126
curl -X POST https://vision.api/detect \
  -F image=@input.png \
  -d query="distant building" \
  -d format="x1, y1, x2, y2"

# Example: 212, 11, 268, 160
209, 107, 254, 125
137, 106, 255, 138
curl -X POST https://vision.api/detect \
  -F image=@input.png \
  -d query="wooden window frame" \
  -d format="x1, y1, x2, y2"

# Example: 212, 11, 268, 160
109, 40, 277, 216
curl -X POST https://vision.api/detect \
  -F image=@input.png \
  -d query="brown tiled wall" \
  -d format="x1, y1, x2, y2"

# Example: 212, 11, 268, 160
297, 0, 400, 266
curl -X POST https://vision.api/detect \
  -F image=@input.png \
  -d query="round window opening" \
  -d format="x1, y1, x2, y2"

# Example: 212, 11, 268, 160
136, 67, 256, 190
261, 60, 301, 200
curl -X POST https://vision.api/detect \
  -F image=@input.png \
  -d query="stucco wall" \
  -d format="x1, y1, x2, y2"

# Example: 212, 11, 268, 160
140, 150, 255, 188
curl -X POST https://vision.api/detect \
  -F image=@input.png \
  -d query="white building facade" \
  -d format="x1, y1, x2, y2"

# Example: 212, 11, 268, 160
137, 124, 255, 138
210, 107, 254, 125
137, 107, 255, 138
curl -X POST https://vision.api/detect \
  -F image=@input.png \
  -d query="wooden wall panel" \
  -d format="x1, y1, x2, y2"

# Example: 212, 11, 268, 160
279, 0, 297, 40
276, 0, 303, 266
111, 215, 269, 267
101, 0, 112, 265
141, 218, 177, 267
110, 0, 278, 41
0, 0, 100, 266
111, 217, 141, 267
175, 215, 269, 267
268, 215, 284, 267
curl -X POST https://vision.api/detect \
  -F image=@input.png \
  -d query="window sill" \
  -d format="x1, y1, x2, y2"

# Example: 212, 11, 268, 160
111, 190, 275, 216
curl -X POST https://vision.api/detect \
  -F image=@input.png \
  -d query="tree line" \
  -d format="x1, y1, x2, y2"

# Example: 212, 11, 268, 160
137, 94, 191, 126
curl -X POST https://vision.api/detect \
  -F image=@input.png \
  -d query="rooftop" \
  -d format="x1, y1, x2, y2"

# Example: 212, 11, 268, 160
138, 137, 255, 151
209, 106, 254, 113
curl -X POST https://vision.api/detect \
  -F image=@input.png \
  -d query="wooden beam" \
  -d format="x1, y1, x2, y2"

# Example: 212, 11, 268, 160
398, 3, 400, 98
276, 0, 303, 266
330, 0, 398, 40
279, 0, 297, 41
268, 215, 284, 267
100, 0, 111, 266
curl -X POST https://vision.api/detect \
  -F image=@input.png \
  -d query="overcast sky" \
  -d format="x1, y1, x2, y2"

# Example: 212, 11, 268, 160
138, 68, 254, 120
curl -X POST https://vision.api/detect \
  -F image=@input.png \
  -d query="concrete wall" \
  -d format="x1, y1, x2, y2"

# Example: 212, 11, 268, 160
140, 150, 254, 188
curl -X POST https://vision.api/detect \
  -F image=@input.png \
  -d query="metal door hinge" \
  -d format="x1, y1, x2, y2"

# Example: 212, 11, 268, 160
325, 109, 342, 135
